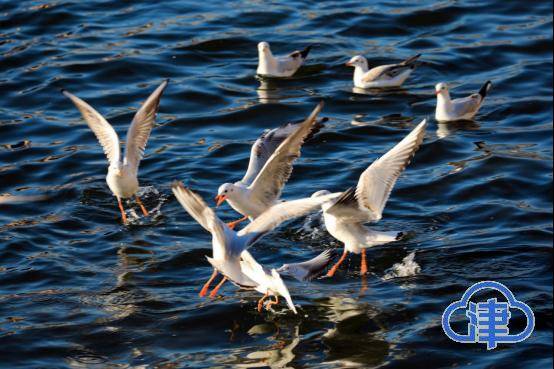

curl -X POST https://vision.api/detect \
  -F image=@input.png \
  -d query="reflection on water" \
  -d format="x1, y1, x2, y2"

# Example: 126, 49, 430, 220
256, 79, 310, 104
236, 325, 300, 369
436, 120, 480, 139
257, 80, 281, 104
351, 86, 409, 96
322, 296, 389, 368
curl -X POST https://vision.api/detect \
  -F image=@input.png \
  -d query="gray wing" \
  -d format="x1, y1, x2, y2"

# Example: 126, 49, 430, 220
247, 102, 324, 207
277, 249, 334, 281
237, 192, 341, 247
62, 90, 120, 166
451, 94, 482, 117
275, 53, 304, 74
240, 117, 325, 186
124, 79, 168, 171
354, 119, 427, 221
324, 186, 367, 223
362, 54, 420, 83
327, 119, 427, 223
171, 181, 234, 257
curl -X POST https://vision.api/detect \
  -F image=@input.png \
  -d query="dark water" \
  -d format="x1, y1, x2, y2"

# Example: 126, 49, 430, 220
0, 0, 552, 368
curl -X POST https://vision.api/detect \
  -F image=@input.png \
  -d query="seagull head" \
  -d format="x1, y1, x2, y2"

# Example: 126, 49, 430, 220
258, 41, 271, 54
215, 183, 235, 207
435, 82, 449, 96
345, 55, 367, 69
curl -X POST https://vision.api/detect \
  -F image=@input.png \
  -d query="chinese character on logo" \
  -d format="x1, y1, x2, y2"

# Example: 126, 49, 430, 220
442, 281, 534, 350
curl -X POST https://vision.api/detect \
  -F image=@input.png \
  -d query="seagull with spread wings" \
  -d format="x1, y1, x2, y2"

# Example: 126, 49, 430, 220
311, 119, 427, 277
215, 102, 326, 229
257, 41, 312, 78
346, 54, 421, 89
172, 181, 339, 303
435, 81, 492, 122
62, 80, 168, 223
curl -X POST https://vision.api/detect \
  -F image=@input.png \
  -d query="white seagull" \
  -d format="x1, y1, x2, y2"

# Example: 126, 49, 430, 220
257, 41, 312, 78
171, 181, 339, 304
236, 248, 333, 313
311, 119, 427, 278
346, 54, 421, 89
63, 80, 168, 223
435, 81, 492, 122
215, 102, 326, 229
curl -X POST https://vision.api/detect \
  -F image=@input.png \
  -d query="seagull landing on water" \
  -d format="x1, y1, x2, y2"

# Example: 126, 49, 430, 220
256, 41, 312, 78
435, 81, 492, 122
311, 119, 427, 278
62, 80, 168, 224
171, 181, 339, 307
236, 249, 333, 313
215, 102, 326, 230
346, 54, 421, 89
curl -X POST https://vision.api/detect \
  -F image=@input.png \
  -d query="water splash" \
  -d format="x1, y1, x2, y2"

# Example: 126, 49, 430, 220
124, 186, 166, 225
382, 251, 421, 280
298, 211, 326, 239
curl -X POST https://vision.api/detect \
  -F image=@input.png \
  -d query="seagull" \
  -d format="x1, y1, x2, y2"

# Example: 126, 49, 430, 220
435, 81, 492, 122
257, 41, 312, 78
171, 181, 339, 302
346, 54, 421, 88
311, 119, 427, 277
236, 248, 333, 313
215, 102, 326, 229
62, 80, 168, 223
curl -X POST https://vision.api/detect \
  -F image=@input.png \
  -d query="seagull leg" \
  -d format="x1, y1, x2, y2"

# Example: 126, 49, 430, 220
209, 276, 227, 298
360, 249, 368, 275
117, 197, 127, 224
226, 215, 248, 230
265, 295, 279, 311
327, 248, 348, 277
135, 195, 149, 216
257, 292, 269, 313
199, 269, 218, 297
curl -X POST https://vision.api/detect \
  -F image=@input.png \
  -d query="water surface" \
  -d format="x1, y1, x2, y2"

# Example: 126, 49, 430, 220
0, 0, 552, 368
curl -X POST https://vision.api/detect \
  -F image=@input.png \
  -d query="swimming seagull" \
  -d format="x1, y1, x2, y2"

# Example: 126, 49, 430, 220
215, 102, 326, 229
62, 80, 168, 223
435, 81, 492, 122
171, 181, 339, 301
257, 41, 312, 78
237, 249, 333, 313
346, 54, 421, 89
311, 119, 427, 277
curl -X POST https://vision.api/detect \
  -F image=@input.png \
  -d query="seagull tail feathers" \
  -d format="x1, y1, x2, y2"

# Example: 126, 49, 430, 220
401, 53, 421, 67
300, 45, 312, 59
478, 80, 492, 100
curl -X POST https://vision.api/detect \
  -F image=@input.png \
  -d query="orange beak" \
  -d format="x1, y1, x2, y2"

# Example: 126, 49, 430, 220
214, 194, 226, 207
435, 90, 441, 95
345, 62, 353, 67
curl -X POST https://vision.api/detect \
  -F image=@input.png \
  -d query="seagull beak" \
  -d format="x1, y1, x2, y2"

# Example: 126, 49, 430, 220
435, 90, 441, 95
345, 62, 353, 67
214, 194, 226, 207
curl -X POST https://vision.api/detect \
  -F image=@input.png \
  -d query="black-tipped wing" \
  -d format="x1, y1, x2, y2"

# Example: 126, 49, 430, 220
124, 79, 168, 171
62, 90, 120, 166
277, 249, 334, 281
240, 117, 325, 186
247, 102, 324, 207
327, 119, 427, 223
